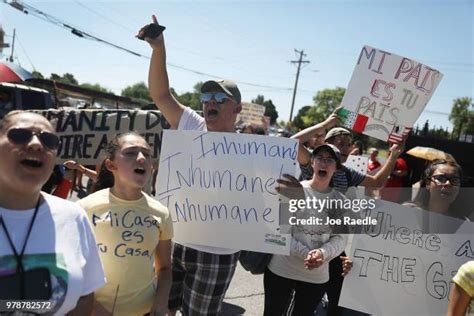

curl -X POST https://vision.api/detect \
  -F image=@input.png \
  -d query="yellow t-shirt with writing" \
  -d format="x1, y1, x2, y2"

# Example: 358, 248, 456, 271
77, 188, 173, 316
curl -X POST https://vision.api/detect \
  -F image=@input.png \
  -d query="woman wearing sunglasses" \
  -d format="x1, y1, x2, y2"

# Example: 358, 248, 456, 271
407, 159, 465, 218
0, 111, 105, 314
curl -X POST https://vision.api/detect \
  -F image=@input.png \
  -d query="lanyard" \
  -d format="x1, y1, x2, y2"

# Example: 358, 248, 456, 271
0, 197, 41, 298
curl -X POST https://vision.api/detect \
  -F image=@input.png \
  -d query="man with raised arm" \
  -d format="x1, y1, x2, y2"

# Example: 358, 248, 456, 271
139, 15, 242, 316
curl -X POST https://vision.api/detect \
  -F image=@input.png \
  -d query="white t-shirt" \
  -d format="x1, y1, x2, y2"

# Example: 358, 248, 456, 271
269, 182, 347, 284
176, 107, 238, 255
178, 107, 207, 131
0, 193, 106, 315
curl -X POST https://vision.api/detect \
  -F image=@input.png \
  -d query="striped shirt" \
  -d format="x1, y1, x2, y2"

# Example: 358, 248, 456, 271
299, 164, 366, 194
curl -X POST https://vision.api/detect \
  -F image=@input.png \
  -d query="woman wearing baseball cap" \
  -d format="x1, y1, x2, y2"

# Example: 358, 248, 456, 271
264, 144, 349, 316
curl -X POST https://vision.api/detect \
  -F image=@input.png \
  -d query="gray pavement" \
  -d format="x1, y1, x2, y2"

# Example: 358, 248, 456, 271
222, 264, 264, 315
221, 264, 329, 316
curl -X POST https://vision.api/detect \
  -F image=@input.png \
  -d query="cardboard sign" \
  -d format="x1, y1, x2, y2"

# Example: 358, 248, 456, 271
339, 46, 443, 142
156, 130, 299, 254
32, 109, 169, 164
339, 200, 473, 315
236, 102, 266, 126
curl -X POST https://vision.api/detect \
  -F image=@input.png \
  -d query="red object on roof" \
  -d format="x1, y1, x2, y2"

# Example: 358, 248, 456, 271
0, 61, 33, 82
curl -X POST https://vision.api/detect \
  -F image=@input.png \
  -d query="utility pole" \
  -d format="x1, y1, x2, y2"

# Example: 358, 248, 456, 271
8, 29, 16, 62
0, 26, 10, 59
289, 49, 310, 122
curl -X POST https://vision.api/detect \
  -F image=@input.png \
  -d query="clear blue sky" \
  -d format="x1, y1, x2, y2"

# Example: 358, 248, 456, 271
1, 0, 472, 130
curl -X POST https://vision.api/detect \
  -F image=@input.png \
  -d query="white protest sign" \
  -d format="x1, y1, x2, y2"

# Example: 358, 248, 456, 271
339, 200, 473, 315
236, 102, 266, 126
344, 155, 368, 174
339, 45, 443, 142
156, 130, 298, 255
32, 109, 169, 164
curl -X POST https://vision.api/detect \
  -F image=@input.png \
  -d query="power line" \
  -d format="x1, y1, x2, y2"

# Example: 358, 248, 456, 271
4, 0, 148, 57
166, 62, 293, 91
13, 31, 36, 70
10, 0, 465, 100
93, 1, 228, 64
312, 48, 474, 69
2, 0, 299, 93
71, 0, 135, 33
95, 0, 136, 24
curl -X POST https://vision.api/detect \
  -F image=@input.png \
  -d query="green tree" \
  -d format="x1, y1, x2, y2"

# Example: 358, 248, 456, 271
292, 105, 313, 130
449, 97, 473, 138
430, 126, 450, 139
80, 83, 111, 93
31, 70, 44, 79
467, 111, 474, 135
173, 82, 203, 111
121, 82, 152, 102
292, 87, 346, 130
252, 95, 279, 124
49, 73, 78, 85
310, 87, 346, 122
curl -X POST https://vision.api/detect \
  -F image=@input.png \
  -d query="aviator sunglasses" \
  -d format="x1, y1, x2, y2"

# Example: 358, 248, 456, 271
7, 128, 60, 150
200, 92, 233, 105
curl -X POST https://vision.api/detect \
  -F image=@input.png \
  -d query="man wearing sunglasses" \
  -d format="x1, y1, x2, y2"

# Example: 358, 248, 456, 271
140, 15, 241, 316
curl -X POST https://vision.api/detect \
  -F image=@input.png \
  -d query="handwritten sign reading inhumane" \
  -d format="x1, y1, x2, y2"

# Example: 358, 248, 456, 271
236, 102, 266, 126
33, 109, 169, 164
156, 130, 298, 254
339, 46, 443, 142
339, 200, 473, 315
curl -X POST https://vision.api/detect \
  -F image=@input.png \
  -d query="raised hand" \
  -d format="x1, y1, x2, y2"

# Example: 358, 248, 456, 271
388, 136, 407, 160
324, 105, 343, 129
137, 15, 165, 49
63, 160, 80, 170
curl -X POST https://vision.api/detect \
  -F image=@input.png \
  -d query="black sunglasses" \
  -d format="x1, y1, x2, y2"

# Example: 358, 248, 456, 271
429, 174, 461, 186
7, 128, 60, 150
